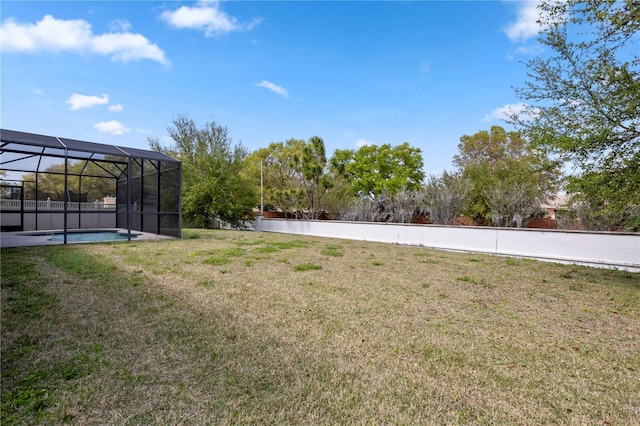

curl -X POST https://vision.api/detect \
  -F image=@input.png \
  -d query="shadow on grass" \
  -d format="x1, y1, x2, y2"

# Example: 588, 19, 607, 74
0, 246, 368, 424
2, 237, 639, 424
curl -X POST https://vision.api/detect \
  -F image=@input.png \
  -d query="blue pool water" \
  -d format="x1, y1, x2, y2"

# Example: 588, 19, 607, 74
46, 231, 138, 243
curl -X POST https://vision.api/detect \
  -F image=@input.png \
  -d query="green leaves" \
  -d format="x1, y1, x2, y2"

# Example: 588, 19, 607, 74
244, 137, 332, 218
512, 0, 639, 230
566, 154, 640, 231
331, 142, 424, 197
454, 126, 559, 227
151, 115, 257, 228
300, 136, 332, 219
20, 158, 121, 202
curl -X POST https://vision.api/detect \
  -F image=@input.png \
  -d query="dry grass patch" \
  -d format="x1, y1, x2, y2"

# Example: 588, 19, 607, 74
2, 229, 639, 424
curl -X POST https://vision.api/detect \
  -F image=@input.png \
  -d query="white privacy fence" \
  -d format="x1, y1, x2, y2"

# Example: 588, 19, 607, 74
0, 199, 117, 230
255, 217, 640, 272
0, 199, 116, 210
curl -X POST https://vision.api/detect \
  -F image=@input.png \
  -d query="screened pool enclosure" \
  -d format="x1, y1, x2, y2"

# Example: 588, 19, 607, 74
0, 129, 181, 241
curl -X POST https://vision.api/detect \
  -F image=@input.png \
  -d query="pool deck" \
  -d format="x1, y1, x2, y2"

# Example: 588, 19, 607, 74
1, 229, 176, 248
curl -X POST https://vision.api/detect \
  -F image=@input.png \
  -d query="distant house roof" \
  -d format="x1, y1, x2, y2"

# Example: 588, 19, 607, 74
540, 193, 572, 209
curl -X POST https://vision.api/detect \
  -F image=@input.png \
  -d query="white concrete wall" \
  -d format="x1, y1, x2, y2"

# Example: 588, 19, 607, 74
255, 217, 640, 272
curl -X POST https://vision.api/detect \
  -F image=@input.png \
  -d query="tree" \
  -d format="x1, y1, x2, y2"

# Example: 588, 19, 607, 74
386, 187, 420, 223
149, 115, 257, 228
340, 187, 419, 223
244, 137, 334, 218
565, 157, 640, 230
454, 126, 559, 226
421, 171, 473, 225
243, 140, 306, 214
340, 194, 383, 222
511, 0, 639, 230
317, 167, 352, 219
331, 142, 424, 198
20, 160, 118, 202
482, 178, 543, 228
298, 136, 333, 219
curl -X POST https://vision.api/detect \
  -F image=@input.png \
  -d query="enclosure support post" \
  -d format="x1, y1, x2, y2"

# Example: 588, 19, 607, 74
78, 175, 82, 229
127, 157, 132, 241
63, 149, 68, 244
156, 161, 161, 234
178, 163, 182, 238
139, 159, 144, 233
34, 173, 38, 230
19, 181, 24, 232
35, 149, 44, 231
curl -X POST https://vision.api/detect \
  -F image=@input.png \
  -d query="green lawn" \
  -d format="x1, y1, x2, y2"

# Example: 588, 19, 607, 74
2, 229, 639, 424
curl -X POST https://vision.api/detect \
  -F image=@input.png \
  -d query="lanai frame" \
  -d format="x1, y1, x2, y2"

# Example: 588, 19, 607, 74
0, 129, 182, 243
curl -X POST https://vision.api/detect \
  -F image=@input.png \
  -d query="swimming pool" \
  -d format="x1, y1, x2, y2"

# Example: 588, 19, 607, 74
32, 230, 139, 243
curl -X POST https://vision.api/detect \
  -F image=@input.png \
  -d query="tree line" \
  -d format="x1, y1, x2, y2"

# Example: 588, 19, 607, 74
147, 1, 638, 231
149, 115, 631, 231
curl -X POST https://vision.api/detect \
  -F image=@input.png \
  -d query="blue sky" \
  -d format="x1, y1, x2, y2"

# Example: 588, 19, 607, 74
1, 1, 545, 174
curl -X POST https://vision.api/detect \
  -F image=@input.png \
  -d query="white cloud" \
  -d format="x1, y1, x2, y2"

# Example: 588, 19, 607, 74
255, 80, 289, 98
513, 45, 544, 56
484, 103, 539, 122
0, 15, 168, 64
90, 32, 167, 64
355, 138, 373, 148
109, 19, 131, 32
94, 120, 130, 135
504, 1, 542, 42
108, 103, 123, 112
66, 93, 109, 110
507, 44, 545, 60
32, 88, 43, 95
161, 1, 261, 36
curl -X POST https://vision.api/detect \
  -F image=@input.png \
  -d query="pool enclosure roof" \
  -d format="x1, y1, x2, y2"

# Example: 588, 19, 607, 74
1, 128, 178, 170
1, 128, 182, 241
